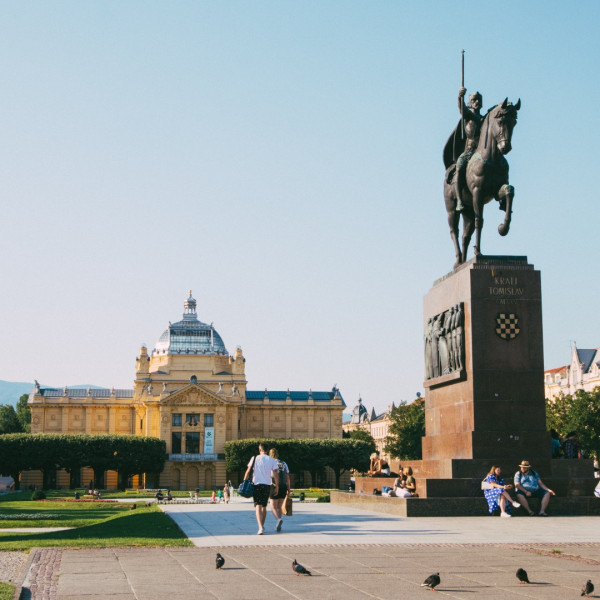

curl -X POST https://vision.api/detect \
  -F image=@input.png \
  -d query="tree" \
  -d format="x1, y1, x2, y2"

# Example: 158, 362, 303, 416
0, 405, 23, 434
384, 399, 425, 460
320, 439, 373, 488
0, 434, 36, 489
343, 428, 377, 450
16, 394, 31, 433
224, 438, 372, 488
546, 387, 600, 459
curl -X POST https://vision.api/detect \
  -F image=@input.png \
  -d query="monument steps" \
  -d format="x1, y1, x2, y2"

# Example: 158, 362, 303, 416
332, 491, 600, 518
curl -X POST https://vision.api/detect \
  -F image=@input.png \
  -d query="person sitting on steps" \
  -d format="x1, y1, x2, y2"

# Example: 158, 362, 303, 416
514, 460, 555, 516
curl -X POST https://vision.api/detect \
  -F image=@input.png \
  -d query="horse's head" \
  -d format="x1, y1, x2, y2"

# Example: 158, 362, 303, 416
490, 97, 520, 154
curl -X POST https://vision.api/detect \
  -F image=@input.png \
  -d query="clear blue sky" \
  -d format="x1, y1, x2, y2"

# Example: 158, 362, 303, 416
1, 2, 599, 414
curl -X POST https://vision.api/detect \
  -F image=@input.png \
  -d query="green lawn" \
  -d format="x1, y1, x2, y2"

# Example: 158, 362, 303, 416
0, 583, 14, 600
0, 492, 192, 551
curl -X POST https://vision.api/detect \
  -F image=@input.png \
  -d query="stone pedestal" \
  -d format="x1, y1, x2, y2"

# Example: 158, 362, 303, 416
415, 255, 562, 495
422, 255, 549, 474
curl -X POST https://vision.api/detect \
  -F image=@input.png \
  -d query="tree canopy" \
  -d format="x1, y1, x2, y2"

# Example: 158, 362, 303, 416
384, 399, 425, 460
0, 433, 166, 490
0, 404, 22, 434
546, 387, 600, 459
16, 394, 31, 433
343, 427, 377, 450
224, 438, 372, 488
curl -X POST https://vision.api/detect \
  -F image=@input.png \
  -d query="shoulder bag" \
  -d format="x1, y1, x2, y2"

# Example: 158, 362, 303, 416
238, 456, 256, 498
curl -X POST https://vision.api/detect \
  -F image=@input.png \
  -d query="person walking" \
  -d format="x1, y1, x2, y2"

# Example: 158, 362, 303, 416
244, 442, 279, 535
269, 447, 291, 532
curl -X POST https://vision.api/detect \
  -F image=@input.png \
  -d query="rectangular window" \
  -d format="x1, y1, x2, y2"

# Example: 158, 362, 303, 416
171, 432, 182, 454
186, 413, 200, 426
204, 413, 214, 427
172, 413, 182, 427
185, 432, 200, 453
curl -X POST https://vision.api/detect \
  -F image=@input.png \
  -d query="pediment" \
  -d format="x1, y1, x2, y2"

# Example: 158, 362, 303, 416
163, 384, 227, 407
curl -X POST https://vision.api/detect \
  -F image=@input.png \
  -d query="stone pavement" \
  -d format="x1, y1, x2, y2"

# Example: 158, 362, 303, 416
11, 502, 600, 600
160, 500, 600, 546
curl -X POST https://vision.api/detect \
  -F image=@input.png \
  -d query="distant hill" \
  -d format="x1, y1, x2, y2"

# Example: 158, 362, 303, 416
0, 380, 35, 406
0, 381, 107, 407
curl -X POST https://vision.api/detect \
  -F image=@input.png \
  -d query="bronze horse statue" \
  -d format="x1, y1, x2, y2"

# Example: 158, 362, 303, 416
444, 98, 521, 267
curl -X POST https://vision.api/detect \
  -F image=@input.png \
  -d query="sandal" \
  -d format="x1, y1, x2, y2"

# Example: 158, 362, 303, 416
538, 512, 548, 516
528, 511, 535, 516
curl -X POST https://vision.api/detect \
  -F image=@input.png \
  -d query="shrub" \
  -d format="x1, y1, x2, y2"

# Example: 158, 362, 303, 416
316, 494, 330, 503
31, 490, 46, 500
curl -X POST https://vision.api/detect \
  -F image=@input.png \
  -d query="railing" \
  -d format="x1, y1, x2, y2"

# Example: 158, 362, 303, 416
168, 453, 219, 462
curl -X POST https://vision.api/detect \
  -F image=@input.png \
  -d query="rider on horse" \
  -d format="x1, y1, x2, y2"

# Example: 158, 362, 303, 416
455, 88, 484, 211
444, 88, 484, 212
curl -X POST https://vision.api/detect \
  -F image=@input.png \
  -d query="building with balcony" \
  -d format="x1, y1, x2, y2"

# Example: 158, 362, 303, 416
26, 292, 345, 490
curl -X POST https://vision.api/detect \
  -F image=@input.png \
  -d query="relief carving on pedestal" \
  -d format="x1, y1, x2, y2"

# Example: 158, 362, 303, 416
425, 302, 464, 380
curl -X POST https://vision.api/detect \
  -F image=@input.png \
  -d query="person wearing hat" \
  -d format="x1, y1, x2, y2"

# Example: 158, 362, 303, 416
514, 460, 555, 516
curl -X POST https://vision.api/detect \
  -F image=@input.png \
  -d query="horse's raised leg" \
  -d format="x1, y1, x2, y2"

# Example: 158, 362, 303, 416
497, 184, 514, 236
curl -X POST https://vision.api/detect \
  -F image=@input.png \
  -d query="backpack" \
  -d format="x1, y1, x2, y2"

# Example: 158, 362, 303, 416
277, 460, 288, 484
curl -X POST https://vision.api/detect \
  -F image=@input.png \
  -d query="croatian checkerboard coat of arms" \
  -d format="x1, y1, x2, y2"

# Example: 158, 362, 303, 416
495, 313, 520, 340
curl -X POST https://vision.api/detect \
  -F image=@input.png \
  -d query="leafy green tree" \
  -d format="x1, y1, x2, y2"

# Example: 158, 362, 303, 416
384, 399, 425, 460
320, 438, 373, 488
16, 394, 31, 433
111, 436, 166, 490
224, 438, 372, 488
343, 428, 377, 449
0, 433, 36, 489
546, 387, 600, 459
0, 405, 23, 434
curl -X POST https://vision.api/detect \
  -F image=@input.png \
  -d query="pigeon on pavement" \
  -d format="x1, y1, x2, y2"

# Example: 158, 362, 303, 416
516, 568, 530, 584
292, 559, 312, 576
421, 573, 440, 590
216, 553, 225, 569
581, 579, 594, 597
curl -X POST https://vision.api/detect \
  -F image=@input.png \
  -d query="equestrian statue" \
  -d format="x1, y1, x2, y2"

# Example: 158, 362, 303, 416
443, 55, 520, 267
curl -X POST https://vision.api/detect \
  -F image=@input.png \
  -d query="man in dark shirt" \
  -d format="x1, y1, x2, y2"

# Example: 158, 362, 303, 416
563, 431, 582, 459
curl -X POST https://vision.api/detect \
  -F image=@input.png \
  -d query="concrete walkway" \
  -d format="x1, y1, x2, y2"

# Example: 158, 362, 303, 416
11, 502, 600, 600
160, 499, 600, 546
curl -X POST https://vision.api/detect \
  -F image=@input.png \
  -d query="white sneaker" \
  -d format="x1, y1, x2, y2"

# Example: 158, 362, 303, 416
512, 501, 521, 508
500, 511, 512, 518
257, 528, 264, 535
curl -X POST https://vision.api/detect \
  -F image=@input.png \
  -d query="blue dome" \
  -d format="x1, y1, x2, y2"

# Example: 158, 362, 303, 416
152, 292, 228, 356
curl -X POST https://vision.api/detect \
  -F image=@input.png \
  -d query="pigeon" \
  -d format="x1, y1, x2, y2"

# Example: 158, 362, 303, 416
216, 553, 225, 570
421, 573, 440, 590
292, 559, 312, 576
516, 568, 529, 584
581, 579, 594, 597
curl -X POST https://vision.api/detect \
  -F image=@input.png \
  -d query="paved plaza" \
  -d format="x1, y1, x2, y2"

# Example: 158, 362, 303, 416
8, 501, 600, 600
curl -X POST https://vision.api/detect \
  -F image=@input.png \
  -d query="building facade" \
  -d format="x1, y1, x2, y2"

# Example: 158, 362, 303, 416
26, 293, 345, 490
343, 397, 395, 461
545, 343, 600, 400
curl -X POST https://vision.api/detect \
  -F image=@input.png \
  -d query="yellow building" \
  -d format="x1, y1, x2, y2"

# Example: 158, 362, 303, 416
27, 293, 345, 490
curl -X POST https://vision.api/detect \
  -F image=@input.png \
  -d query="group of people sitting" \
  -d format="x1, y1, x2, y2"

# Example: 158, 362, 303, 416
382, 467, 417, 498
367, 452, 418, 497
483, 460, 555, 517
155, 489, 173, 502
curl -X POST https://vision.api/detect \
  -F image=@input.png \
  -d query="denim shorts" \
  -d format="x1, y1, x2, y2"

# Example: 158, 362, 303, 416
516, 488, 548, 499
